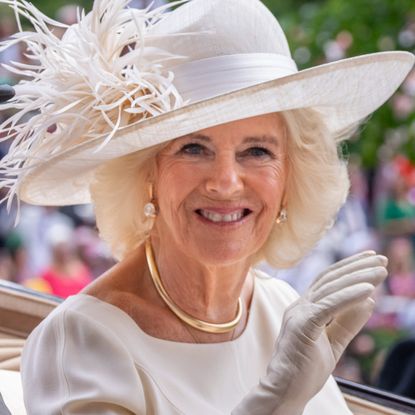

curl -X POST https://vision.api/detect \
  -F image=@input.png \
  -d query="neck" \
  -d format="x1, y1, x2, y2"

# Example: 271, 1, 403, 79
149, 235, 253, 324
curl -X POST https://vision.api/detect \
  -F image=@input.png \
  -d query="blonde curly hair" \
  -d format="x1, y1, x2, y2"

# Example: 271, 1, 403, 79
90, 108, 352, 267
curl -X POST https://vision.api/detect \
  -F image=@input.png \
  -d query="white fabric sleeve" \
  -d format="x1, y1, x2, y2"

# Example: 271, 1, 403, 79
21, 307, 146, 415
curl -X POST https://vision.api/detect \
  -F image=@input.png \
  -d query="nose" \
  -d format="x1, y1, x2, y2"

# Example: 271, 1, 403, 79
205, 154, 244, 197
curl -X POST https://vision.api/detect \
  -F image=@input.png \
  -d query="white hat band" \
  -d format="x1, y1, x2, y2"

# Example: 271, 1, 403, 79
172, 53, 298, 102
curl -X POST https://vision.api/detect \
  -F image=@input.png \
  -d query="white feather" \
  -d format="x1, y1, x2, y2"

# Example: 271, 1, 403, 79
0, 0, 190, 210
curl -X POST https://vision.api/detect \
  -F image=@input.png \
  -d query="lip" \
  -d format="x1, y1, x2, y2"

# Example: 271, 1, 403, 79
199, 207, 246, 213
194, 207, 253, 226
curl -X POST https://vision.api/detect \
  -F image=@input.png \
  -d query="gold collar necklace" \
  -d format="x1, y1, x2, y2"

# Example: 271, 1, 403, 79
145, 239, 243, 334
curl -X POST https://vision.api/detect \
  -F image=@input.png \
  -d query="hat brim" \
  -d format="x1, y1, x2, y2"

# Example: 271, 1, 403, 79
19, 51, 414, 205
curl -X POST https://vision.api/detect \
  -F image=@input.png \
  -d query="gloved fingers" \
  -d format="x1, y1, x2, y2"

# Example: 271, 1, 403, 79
281, 283, 374, 343
309, 252, 387, 294
311, 282, 375, 328
326, 297, 375, 361
311, 251, 375, 286
308, 265, 387, 303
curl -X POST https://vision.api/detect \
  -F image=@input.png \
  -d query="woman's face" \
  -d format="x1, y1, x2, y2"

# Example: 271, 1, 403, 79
154, 113, 287, 266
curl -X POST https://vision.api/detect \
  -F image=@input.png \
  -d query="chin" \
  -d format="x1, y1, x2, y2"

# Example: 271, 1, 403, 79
189, 241, 252, 267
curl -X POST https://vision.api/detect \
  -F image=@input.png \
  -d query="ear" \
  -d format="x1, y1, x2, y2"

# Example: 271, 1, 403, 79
281, 112, 292, 207
281, 149, 290, 209
146, 157, 159, 198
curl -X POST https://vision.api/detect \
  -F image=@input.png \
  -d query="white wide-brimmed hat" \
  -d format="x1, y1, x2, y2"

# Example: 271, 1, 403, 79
0, 0, 413, 206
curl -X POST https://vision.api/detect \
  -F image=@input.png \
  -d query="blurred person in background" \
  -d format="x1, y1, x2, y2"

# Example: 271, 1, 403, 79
29, 223, 93, 298
386, 237, 415, 298
74, 225, 115, 278
13, 205, 74, 282
377, 162, 415, 244
376, 337, 415, 400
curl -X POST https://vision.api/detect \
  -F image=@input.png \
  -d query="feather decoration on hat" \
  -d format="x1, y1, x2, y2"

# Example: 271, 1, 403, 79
0, 0, 189, 213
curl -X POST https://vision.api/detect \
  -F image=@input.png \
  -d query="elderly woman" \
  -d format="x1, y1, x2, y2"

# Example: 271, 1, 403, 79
0, 0, 413, 414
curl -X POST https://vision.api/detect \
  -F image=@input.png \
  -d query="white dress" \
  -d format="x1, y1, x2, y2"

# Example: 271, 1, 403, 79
21, 271, 352, 415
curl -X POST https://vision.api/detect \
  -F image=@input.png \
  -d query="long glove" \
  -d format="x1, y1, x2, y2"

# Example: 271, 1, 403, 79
232, 251, 388, 415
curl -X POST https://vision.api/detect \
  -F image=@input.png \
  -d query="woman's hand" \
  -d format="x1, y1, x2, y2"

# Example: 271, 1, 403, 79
232, 251, 388, 415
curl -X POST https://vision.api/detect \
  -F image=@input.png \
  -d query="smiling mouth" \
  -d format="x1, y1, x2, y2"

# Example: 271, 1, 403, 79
196, 208, 252, 223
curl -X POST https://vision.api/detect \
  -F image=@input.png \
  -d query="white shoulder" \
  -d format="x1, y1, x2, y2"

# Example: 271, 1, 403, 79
253, 268, 300, 306
21, 295, 146, 414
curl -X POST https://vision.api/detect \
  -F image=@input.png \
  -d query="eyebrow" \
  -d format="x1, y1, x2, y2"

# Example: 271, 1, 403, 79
186, 133, 280, 146
242, 135, 280, 146
186, 133, 210, 142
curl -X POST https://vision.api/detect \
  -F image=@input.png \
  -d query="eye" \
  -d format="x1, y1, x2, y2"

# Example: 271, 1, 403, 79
179, 143, 207, 156
240, 146, 274, 158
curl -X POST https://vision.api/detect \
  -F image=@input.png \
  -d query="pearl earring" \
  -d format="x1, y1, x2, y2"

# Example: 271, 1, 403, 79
144, 183, 157, 218
276, 208, 287, 224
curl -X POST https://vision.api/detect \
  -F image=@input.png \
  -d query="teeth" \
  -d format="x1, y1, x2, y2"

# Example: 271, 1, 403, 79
200, 210, 244, 223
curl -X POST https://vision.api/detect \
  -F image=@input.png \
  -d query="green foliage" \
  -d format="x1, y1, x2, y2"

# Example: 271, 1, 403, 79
263, 0, 415, 167
0, 0, 93, 17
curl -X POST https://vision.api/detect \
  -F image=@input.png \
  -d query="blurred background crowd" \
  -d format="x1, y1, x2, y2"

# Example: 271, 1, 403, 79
1, 0, 415, 401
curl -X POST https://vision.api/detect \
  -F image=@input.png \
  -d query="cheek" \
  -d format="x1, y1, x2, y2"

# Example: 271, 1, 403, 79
252, 168, 286, 247
155, 160, 200, 215
254, 164, 287, 210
